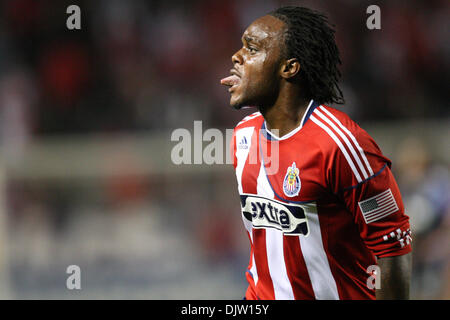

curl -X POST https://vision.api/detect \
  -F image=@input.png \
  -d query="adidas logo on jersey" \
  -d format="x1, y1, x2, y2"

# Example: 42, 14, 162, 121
238, 136, 249, 150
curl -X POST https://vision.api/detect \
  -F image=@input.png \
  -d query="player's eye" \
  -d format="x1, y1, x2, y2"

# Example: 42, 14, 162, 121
248, 46, 258, 54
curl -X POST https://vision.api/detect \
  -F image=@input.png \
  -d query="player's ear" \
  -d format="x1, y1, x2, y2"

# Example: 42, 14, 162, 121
280, 58, 300, 80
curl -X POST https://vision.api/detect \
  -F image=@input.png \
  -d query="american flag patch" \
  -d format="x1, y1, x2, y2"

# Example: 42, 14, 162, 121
358, 189, 399, 224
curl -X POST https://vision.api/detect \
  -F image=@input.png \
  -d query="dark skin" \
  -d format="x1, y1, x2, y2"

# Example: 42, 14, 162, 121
221, 15, 310, 137
376, 253, 412, 299
221, 15, 411, 299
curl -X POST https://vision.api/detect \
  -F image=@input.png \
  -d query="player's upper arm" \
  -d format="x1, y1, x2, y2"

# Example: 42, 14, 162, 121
327, 125, 412, 258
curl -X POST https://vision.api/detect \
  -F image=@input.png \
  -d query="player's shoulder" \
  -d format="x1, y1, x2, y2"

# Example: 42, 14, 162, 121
307, 103, 389, 177
310, 104, 362, 137
234, 111, 263, 131
307, 104, 377, 153
308, 104, 392, 189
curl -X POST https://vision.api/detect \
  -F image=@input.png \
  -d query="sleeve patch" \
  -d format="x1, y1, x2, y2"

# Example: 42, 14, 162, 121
358, 188, 398, 224
383, 228, 412, 248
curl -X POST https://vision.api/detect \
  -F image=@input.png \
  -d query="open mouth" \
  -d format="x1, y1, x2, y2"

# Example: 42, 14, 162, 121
220, 69, 241, 91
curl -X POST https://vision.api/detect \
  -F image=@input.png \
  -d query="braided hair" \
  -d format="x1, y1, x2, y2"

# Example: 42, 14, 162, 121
270, 6, 345, 104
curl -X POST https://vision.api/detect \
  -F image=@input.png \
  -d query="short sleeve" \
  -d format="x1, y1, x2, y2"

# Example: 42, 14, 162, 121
329, 128, 412, 258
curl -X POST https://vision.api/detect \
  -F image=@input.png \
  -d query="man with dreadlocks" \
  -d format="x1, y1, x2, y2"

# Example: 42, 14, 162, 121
221, 6, 411, 300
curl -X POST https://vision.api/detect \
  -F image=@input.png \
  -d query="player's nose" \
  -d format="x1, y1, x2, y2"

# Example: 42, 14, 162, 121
232, 49, 243, 65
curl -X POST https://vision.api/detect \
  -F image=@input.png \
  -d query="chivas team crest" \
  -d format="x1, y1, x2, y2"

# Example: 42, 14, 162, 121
283, 162, 301, 197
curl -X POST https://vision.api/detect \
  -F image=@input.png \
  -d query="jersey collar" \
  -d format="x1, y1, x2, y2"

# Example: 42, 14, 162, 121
261, 99, 320, 141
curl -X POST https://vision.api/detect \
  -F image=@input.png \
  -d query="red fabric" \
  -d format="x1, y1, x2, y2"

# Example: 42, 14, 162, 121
231, 104, 411, 300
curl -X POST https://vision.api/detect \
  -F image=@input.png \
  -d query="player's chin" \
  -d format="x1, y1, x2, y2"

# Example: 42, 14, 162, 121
230, 101, 244, 110
230, 93, 248, 110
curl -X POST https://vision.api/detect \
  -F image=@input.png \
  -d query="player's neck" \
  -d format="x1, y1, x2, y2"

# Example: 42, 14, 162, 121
260, 86, 310, 138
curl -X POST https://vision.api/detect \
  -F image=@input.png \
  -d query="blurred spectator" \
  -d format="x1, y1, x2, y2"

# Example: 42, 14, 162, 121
0, 68, 35, 162
395, 137, 450, 299
1, 0, 448, 135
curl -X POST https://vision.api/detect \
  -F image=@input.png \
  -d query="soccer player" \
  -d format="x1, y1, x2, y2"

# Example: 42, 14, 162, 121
220, 6, 412, 300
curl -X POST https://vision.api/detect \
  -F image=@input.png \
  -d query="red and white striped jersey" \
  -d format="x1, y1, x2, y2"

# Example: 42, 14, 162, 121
230, 100, 411, 300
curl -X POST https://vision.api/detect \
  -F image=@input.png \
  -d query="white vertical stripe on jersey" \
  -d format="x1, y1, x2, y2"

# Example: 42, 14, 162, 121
257, 162, 295, 300
250, 249, 258, 286
242, 220, 258, 286
314, 109, 369, 179
310, 115, 363, 183
319, 106, 374, 176
236, 127, 258, 286
299, 207, 339, 300
235, 127, 255, 194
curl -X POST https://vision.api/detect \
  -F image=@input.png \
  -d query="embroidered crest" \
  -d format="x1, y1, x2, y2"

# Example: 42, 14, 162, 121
283, 162, 301, 197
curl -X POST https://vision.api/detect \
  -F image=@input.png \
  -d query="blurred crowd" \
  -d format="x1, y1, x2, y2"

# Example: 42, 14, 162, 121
0, 0, 449, 138
394, 137, 450, 299
0, 0, 448, 299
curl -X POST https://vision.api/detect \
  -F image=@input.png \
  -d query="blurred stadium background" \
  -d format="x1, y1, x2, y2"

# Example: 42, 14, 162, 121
0, 0, 448, 299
